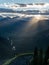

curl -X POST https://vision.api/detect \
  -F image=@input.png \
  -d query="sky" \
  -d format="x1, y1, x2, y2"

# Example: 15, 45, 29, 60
0, 0, 49, 4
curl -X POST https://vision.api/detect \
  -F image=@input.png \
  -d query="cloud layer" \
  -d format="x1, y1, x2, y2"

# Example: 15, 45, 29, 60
0, 3, 49, 18
0, 3, 49, 10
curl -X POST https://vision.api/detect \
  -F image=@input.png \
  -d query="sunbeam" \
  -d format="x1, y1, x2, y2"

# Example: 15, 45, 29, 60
20, 15, 49, 37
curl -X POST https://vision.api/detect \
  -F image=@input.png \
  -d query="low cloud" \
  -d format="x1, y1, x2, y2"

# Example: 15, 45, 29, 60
0, 3, 49, 19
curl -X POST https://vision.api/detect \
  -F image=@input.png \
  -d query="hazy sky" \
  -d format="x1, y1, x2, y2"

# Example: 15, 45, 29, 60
0, 0, 49, 4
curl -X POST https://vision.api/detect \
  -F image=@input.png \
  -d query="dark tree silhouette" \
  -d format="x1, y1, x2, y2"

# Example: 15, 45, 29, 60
33, 47, 38, 65
26, 59, 30, 65
38, 48, 43, 65
30, 47, 38, 65
44, 46, 49, 65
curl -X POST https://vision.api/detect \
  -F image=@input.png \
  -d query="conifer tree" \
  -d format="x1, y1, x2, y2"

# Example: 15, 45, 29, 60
44, 46, 49, 65
33, 47, 38, 65
38, 48, 43, 65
